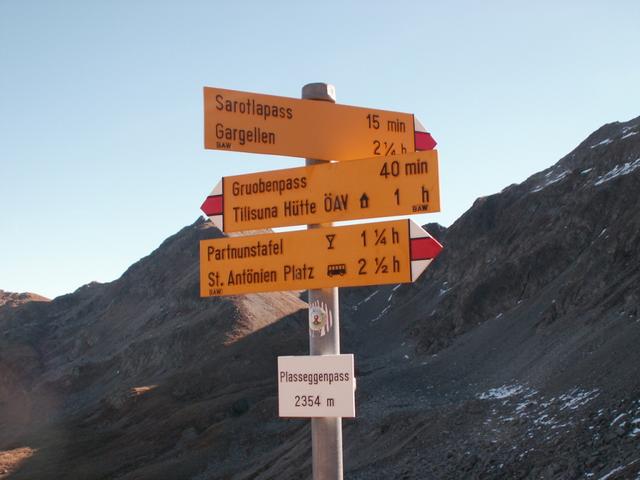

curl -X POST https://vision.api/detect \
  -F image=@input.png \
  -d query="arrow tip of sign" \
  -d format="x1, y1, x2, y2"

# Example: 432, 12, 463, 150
414, 118, 437, 150
415, 131, 437, 151
201, 195, 224, 217
409, 221, 444, 281
410, 236, 443, 260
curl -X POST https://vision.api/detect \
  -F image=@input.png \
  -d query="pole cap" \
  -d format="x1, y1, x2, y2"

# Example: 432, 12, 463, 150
302, 83, 336, 102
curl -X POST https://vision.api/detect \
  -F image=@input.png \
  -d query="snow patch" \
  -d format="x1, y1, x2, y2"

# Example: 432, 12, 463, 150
534, 414, 555, 426
439, 286, 452, 296
598, 459, 639, 480
481, 385, 608, 443
558, 388, 600, 411
594, 157, 640, 186
516, 400, 533, 413
363, 290, 379, 303
581, 168, 594, 175
599, 465, 626, 480
531, 170, 570, 193
371, 305, 391, 323
610, 413, 626, 426
478, 384, 526, 400
353, 289, 379, 310
622, 131, 638, 139
590, 138, 612, 149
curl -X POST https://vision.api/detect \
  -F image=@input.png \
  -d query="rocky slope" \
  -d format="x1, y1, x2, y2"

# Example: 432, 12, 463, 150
339, 115, 640, 479
1, 116, 639, 479
0, 224, 309, 479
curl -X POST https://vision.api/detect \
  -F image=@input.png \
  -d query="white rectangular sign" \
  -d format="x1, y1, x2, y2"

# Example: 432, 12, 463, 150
278, 354, 356, 418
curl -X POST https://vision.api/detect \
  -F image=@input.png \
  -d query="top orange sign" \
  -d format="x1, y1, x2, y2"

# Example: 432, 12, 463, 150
204, 87, 435, 161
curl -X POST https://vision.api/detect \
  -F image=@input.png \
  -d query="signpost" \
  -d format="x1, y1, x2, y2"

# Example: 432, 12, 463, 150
204, 86, 436, 161
200, 82, 443, 480
302, 83, 344, 480
201, 150, 440, 232
199, 219, 443, 297
278, 354, 356, 418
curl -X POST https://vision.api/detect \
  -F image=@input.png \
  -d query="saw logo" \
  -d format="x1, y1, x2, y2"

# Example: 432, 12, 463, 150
309, 305, 326, 332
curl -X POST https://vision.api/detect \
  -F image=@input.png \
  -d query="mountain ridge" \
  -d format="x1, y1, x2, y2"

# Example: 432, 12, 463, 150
0, 290, 49, 309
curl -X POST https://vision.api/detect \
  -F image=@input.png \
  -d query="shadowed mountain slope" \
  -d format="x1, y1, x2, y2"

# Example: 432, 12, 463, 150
1, 116, 639, 479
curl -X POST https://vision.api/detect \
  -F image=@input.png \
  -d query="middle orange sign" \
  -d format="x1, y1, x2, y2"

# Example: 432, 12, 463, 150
201, 150, 440, 232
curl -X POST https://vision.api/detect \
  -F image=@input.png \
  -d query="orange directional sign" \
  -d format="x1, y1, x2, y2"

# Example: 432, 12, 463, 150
200, 219, 442, 297
204, 86, 436, 161
201, 151, 440, 232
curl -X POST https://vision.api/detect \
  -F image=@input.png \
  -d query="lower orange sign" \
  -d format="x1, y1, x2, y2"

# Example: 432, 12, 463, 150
200, 219, 442, 296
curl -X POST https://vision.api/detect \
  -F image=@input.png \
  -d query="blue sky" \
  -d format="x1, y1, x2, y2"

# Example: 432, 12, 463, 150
1, 1, 639, 299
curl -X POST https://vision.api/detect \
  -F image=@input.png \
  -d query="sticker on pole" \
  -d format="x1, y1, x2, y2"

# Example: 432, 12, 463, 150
309, 300, 332, 337
278, 354, 356, 418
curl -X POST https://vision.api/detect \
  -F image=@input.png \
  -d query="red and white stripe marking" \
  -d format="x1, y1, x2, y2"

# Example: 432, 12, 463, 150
409, 220, 443, 281
200, 180, 224, 230
414, 117, 437, 151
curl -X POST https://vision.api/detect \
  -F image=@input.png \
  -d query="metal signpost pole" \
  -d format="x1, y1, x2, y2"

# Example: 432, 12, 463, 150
302, 82, 343, 480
